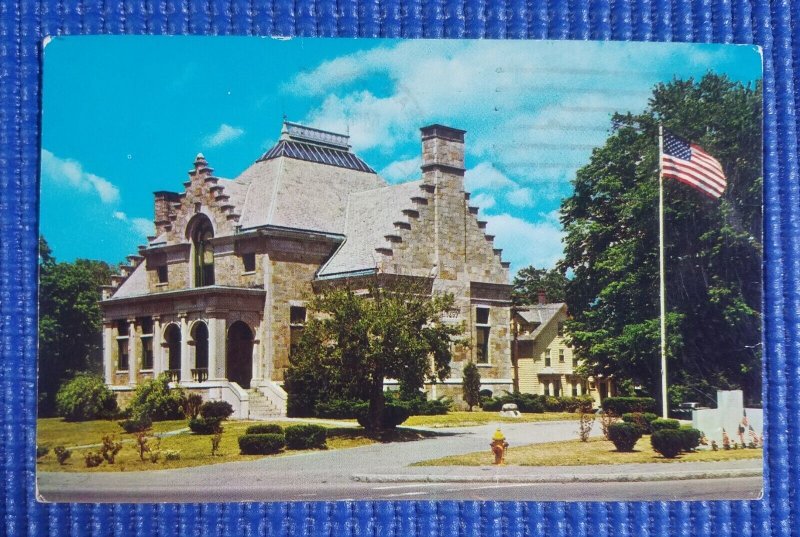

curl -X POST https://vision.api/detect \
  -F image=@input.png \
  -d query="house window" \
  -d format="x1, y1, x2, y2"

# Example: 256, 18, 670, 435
116, 320, 129, 371
157, 265, 168, 284
557, 322, 565, 337
545, 349, 551, 367
559, 349, 565, 363
139, 317, 154, 370
572, 382, 579, 397
191, 215, 215, 287
242, 253, 256, 273
290, 306, 307, 357
475, 307, 490, 364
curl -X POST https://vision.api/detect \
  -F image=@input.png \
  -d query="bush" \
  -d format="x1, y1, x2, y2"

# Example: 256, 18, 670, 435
199, 400, 234, 420
127, 373, 186, 421
100, 434, 122, 464
479, 389, 494, 399
607, 422, 643, 452
210, 432, 222, 456
54, 446, 71, 465
36, 446, 49, 459
163, 449, 181, 461
481, 397, 503, 411
285, 424, 327, 450
651, 429, 684, 458
188, 417, 223, 435
678, 426, 703, 452
544, 396, 565, 412
314, 399, 360, 419
397, 393, 452, 416
84, 451, 104, 468
481, 393, 546, 413
183, 393, 203, 419
622, 412, 660, 434
119, 414, 152, 433
560, 395, 595, 413
650, 418, 681, 432
55, 374, 118, 421
601, 397, 657, 416
354, 400, 411, 429
238, 433, 285, 455
246, 424, 284, 435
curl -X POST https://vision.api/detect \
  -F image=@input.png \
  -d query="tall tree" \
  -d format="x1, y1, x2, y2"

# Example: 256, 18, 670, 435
462, 361, 481, 411
559, 74, 762, 406
285, 281, 465, 431
38, 237, 114, 416
512, 266, 569, 305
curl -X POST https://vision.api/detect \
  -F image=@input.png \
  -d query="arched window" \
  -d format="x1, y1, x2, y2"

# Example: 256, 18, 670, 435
189, 215, 215, 286
164, 324, 181, 382
191, 321, 209, 382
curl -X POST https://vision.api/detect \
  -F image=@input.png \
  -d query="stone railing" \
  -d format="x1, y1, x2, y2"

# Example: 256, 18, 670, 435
191, 368, 208, 383
166, 369, 180, 383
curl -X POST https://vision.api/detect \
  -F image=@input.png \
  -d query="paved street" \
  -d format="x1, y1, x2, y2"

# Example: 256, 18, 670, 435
37, 420, 762, 502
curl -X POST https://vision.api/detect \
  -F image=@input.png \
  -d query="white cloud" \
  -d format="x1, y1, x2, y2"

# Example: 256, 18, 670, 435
485, 213, 564, 272
202, 123, 245, 147
41, 149, 120, 205
131, 218, 155, 238
465, 162, 516, 192
471, 192, 496, 210
380, 156, 421, 183
506, 187, 534, 207
113, 211, 127, 220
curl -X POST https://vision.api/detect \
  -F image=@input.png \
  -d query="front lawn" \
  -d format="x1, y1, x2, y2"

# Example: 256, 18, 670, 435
36, 418, 392, 472
404, 411, 579, 428
414, 436, 763, 466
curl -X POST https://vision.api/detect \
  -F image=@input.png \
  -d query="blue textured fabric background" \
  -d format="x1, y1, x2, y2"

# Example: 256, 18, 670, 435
0, 0, 794, 535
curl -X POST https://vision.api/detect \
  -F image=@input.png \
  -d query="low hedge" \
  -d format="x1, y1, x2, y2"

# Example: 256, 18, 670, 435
238, 433, 285, 455
285, 424, 327, 450
651, 429, 684, 458
118, 414, 152, 433
314, 399, 359, 419
650, 418, 681, 432
607, 422, 643, 452
246, 424, 284, 435
601, 397, 658, 416
188, 416, 223, 435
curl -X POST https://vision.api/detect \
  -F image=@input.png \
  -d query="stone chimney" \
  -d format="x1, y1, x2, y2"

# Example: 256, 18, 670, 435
153, 191, 181, 235
420, 125, 467, 280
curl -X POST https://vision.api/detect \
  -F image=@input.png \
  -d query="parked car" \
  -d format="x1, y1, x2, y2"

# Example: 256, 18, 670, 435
670, 402, 701, 420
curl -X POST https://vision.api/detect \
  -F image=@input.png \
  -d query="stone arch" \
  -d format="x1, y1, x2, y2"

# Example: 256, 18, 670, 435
163, 323, 182, 380
187, 213, 215, 287
190, 320, 209, 373
226, 320, 254, 389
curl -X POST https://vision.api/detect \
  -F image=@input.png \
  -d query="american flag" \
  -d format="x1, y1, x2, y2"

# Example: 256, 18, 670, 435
662, 132, 727, 198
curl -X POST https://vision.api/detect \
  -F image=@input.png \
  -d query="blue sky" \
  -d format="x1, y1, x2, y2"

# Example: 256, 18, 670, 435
41, 37, 761, 272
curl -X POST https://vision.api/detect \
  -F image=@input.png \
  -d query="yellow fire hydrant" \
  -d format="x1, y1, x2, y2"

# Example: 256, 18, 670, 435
490, 428, 509, 465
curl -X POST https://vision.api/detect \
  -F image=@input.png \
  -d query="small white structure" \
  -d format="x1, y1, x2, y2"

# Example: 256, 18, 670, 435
500, 403, 521, 418
692, 390, 763, 449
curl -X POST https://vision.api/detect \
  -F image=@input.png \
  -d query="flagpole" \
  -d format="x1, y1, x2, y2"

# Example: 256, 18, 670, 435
658, 124, 668, 418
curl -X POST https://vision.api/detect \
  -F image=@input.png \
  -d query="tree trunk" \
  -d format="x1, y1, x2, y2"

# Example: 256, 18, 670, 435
367, 367, 385, 432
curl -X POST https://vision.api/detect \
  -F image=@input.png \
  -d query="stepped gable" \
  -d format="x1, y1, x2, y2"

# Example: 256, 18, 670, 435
236, 121, 384, 234
101, 254, 148, 300
317, 180, 424, 277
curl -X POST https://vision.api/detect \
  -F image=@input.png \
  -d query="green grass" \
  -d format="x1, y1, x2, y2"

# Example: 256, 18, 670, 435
414, 436, 763, 466
403, 411, 579, 428
36, 418, 436, 472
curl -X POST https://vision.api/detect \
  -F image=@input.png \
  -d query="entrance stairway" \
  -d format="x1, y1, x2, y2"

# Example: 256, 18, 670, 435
247, 388, 284, 420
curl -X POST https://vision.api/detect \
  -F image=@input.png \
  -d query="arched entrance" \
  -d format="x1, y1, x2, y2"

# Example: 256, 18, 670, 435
191, 321, 209, 382
188, 214, 215, 287
226, 321, 253, 389
164, 324, 181, 381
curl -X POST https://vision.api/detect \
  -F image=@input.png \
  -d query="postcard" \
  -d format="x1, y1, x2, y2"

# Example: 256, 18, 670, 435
36, 37, 763, 502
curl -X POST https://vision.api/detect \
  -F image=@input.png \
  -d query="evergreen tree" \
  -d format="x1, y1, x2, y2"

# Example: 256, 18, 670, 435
462, 361, 481, 411
559, 74, 762, 406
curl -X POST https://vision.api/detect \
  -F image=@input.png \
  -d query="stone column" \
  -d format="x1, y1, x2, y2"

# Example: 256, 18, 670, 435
127, 318, 138, 386
207, 317, 226, 381
103, 321, 114, 384
180, 314, 190, 383
152, 316, 162, 376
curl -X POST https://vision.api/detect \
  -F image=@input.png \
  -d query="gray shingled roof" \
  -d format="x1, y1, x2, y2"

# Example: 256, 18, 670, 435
517, 303, 566, 340
317, 180, 424, 277
112, 262, 148, 298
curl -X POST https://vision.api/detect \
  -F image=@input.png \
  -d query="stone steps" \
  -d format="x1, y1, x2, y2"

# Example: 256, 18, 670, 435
247, 389, 285, 420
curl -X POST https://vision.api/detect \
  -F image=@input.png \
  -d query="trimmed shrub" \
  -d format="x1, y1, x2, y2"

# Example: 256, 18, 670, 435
607, 422, 643, 452
100, 434, 122, 464
354, 400, 411, 429
238, 433, 286, 455
560, 395, 595, 413
678, 426, 703, 452
55, 374, 118, 421
285, 424, 327, 450
314, 399, 360, 419
399, 394, 452, 416
199, 400, 235, 420
36, 446, 49, 459
119, 414, 153, 433
54, 446, 71, 465
84, 451, 104, 468
462, 361, 482, 411
246, 424, 284, 435
601, 397, 657, 416
127, 373, 186, 421
481, 397, 503, 411
479, 389, 494, 399
622, 412, 660, 434
651, 429, 684, 458
188, 417, 223, 435
544, 396, 565, 412
650, 418, 681, 432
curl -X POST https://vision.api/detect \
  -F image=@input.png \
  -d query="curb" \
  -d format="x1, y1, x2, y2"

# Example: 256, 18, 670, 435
351, 468, 763, 484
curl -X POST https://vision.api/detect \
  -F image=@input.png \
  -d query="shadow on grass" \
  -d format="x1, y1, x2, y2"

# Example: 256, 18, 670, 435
326, 427, 445, 443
